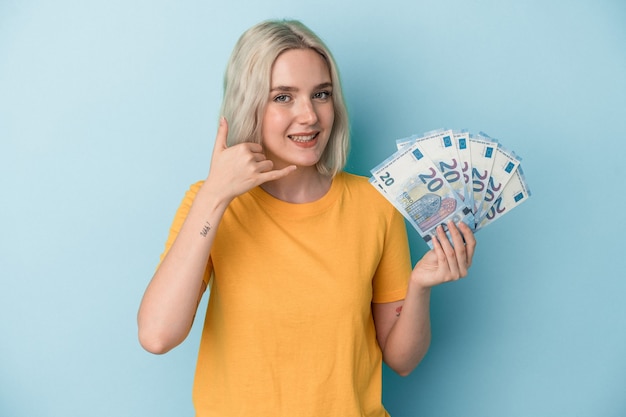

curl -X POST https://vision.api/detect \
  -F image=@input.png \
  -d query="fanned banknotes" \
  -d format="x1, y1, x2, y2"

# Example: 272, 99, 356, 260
370, 129, 531, 246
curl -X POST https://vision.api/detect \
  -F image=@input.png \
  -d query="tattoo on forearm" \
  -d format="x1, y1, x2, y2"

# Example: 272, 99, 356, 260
395, 306, 403, 317
200, 221, 212, 237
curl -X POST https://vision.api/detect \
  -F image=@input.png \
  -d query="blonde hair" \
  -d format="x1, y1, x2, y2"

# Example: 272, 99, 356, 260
221, 19, 349, 177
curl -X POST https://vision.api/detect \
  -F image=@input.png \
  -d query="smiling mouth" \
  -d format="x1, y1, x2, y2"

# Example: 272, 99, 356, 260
288, 133, 318, 143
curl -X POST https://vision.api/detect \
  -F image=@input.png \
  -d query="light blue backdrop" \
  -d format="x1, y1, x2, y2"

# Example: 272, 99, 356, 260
1, 0, 625, 416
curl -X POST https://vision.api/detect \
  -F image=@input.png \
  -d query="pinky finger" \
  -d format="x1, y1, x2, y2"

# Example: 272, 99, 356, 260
457, 222, 476, 266
257, 165, 297, 183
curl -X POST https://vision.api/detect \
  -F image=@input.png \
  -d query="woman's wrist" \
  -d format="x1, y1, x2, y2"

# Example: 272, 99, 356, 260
408, 273, 433, 296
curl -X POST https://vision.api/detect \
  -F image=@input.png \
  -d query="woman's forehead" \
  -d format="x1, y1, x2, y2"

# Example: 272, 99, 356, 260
270, 49, 331, 87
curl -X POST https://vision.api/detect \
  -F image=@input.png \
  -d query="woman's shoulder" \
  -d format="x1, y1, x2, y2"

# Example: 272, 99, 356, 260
338, 172, 395, 209
188, 180, 205, 193
340, 171, 380, 193
339, 171, 371, 188
177, 180, 205, 205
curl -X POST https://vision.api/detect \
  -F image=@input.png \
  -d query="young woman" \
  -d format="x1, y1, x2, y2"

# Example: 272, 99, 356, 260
137, 19, 476, 416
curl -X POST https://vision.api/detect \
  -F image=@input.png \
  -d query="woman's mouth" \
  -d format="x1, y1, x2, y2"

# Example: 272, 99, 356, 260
288, 132, 319, 143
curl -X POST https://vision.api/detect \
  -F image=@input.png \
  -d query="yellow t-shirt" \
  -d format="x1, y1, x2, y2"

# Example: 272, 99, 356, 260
161, 172, 412, 417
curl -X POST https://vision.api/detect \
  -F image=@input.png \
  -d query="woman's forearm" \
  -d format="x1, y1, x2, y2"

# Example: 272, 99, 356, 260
381, 282, 432, 376
137, 184, 229, 354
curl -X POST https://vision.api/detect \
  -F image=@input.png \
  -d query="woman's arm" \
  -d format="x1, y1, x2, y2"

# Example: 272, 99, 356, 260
137, 118, 296, 354
373, 221, 476, 376
136, 181, 229, 354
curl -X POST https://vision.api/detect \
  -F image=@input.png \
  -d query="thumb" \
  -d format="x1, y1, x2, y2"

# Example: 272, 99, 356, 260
213, 116, 229, 153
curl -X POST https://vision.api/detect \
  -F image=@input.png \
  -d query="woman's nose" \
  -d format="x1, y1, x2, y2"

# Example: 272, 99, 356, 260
295, 99, 318, 124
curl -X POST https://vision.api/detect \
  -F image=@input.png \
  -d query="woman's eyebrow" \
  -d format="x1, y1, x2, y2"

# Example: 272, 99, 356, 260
316, 82, 333, 89
270, 85, 297, 92
270, 82, 333, 92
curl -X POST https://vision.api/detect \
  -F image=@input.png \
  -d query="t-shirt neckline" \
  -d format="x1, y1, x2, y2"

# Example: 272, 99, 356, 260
248, 172, 345, 217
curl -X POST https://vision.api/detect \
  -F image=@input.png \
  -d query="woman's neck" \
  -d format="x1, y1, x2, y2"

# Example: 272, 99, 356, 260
260, 167, 333, 204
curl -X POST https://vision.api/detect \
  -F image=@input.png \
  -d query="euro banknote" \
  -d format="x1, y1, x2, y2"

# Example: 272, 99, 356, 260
370, 140, 474, 247
395, 129, 467, 207
469, 133, 498, 216
453, 131, 473, 207
475, 143, 521, 220
476, 165, 531, 229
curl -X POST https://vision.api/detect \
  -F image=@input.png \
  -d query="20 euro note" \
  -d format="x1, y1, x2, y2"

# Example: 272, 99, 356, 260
475, 144, 521, 221
395, 129, 467, 207
476, 165, 531, 230
453, 130, 473, 209
370, 141, 474, 247
469, 132, 498, 216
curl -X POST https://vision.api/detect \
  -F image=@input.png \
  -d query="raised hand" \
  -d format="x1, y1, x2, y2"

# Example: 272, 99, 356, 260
410, 221, 476, 289
205, 117, 297, 202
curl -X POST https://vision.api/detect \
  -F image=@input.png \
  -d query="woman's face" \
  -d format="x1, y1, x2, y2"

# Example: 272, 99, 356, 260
261, 48, 334, 171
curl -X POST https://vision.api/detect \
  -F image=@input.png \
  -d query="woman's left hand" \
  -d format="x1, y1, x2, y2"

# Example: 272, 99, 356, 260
411, 221, 476, 289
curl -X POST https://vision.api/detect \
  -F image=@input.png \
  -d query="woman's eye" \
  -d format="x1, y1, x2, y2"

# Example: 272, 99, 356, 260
313, 91, 332, 100
273, 94, 291, 103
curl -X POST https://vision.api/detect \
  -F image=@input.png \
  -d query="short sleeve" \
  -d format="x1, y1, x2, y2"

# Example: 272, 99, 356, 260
371, 205, 412, 303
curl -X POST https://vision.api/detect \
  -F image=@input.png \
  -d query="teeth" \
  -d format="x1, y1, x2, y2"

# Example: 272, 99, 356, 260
289, 133, 317, 142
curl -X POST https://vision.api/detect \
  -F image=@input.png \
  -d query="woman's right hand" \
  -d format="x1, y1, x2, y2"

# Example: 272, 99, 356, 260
205, 117, 296, 202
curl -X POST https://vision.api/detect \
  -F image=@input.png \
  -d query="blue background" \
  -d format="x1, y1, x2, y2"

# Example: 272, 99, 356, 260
1, 1, 625, 416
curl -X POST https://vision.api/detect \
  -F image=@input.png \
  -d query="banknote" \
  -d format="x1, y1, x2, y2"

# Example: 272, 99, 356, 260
370, 141, 474, 247
395, 135, 415, 150
476, 165, 531, 229
475, 144, 521, 221
469, 133, 498, 216
395, 129, 467, 206
453, 130, 473, 209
